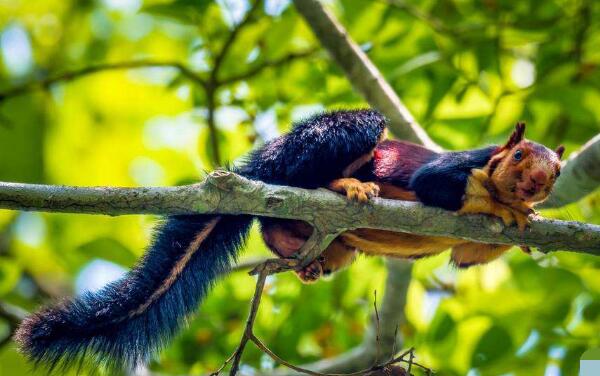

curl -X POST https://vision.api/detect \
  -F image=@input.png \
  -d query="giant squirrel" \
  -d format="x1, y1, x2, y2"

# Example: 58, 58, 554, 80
15, 110, 564, 370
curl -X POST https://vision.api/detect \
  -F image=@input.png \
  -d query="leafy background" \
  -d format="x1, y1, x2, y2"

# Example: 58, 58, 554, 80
0, 0, 599, 375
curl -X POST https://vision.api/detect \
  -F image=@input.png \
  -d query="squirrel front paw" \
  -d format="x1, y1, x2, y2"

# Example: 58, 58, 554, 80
489, 204, 530, 231
328, 178, 380, 203
459, 196, 532, 232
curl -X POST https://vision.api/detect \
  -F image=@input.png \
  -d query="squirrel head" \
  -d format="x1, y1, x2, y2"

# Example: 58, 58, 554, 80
487, 122, 564, 206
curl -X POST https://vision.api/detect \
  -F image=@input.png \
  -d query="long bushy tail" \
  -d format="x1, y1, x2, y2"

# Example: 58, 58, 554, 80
14, 214, 253, 371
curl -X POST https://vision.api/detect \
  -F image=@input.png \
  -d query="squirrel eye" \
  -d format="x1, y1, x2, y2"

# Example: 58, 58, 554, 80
513, 149, 523, 161
556, 170, 561, 178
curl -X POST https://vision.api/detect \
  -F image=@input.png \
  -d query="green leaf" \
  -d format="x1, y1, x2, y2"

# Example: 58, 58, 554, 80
583, 300, 600, 321
0, 257, 22, 296
264, 11, 298, 58
561, 346, 586, 376
0, 96, 45, 183
424, 72, 457, 120
141, 0, 211, 25
428, 310, 455, 342
471, 325, 513, 368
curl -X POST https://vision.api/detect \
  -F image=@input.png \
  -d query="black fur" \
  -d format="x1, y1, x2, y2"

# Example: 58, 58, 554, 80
240, 109, 387, 188
15, 109, 387, 372
16, 214, 253, 371
409, 146, 497, 211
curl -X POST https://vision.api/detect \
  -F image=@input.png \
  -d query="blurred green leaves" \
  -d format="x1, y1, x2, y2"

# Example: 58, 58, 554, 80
0, 0, 599, 375
142, 0, 212, 25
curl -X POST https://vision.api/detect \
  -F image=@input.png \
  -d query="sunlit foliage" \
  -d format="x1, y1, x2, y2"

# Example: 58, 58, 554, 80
0, 0, 599, 375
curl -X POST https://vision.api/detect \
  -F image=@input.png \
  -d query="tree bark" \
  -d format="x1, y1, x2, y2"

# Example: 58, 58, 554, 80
1, 172, 599, 254
543, 134, 600, 208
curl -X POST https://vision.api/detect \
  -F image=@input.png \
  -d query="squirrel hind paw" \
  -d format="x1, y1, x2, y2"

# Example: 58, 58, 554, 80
296, 261, 323, 284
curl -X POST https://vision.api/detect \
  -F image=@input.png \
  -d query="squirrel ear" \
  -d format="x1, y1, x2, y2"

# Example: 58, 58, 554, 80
503, 122, 526, 149
555, 145, 565, 159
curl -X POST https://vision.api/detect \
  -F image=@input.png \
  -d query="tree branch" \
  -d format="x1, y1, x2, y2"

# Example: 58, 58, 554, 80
0, 172, 598, 255
292, 0, 439, 150
0, 60, 207, 102
543, 134, 600, 208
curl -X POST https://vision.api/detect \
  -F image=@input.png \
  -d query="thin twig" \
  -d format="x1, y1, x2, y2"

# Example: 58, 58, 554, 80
228, 266, 268, 375
373, 290, 381, 366
204, 0, 263, 166
210, 259, 296, 376
210, 0, 262, 85
205, 90, 221, 166
0, 301, 27, 325
253, 335, 431, 376
218, 49, 318, 85
406, 348, 414, 375
230, 257, 270, 273
391, 324, 399, 362
0, 301, 28, 349
382, 0, 486, 41
0, 60, 207, 102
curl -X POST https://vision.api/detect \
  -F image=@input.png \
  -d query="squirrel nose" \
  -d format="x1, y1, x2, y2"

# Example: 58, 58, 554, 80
530, 170, 548, 186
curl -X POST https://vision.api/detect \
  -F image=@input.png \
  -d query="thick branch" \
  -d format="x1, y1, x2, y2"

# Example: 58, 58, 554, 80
0, 60, 207, 101
543, 134, 600, 208
0, 172, 598, 255
292, 0, 439, 150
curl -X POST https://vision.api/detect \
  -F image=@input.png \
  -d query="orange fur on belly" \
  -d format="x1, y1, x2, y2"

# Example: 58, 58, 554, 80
375, 183, 418, 201
340, 229, 461, 258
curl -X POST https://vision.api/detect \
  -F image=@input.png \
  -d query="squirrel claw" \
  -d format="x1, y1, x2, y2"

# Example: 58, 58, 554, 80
493, 203, 530, 231
346, 182, 380, 203
495, 207, 516, 227
296, 260, 323, 284
329, 179, 380, 203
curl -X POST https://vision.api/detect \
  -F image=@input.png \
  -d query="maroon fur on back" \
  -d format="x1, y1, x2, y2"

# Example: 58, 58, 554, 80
372, 140, 438, 188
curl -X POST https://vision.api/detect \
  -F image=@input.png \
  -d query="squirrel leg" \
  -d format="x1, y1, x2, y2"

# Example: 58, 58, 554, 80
296, 260, 324, 284
261, 219, 357, 284
328, 178, 380, 203
451, 243, 511, 267
319, 239, 358, 276
261, 220, 323, 284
